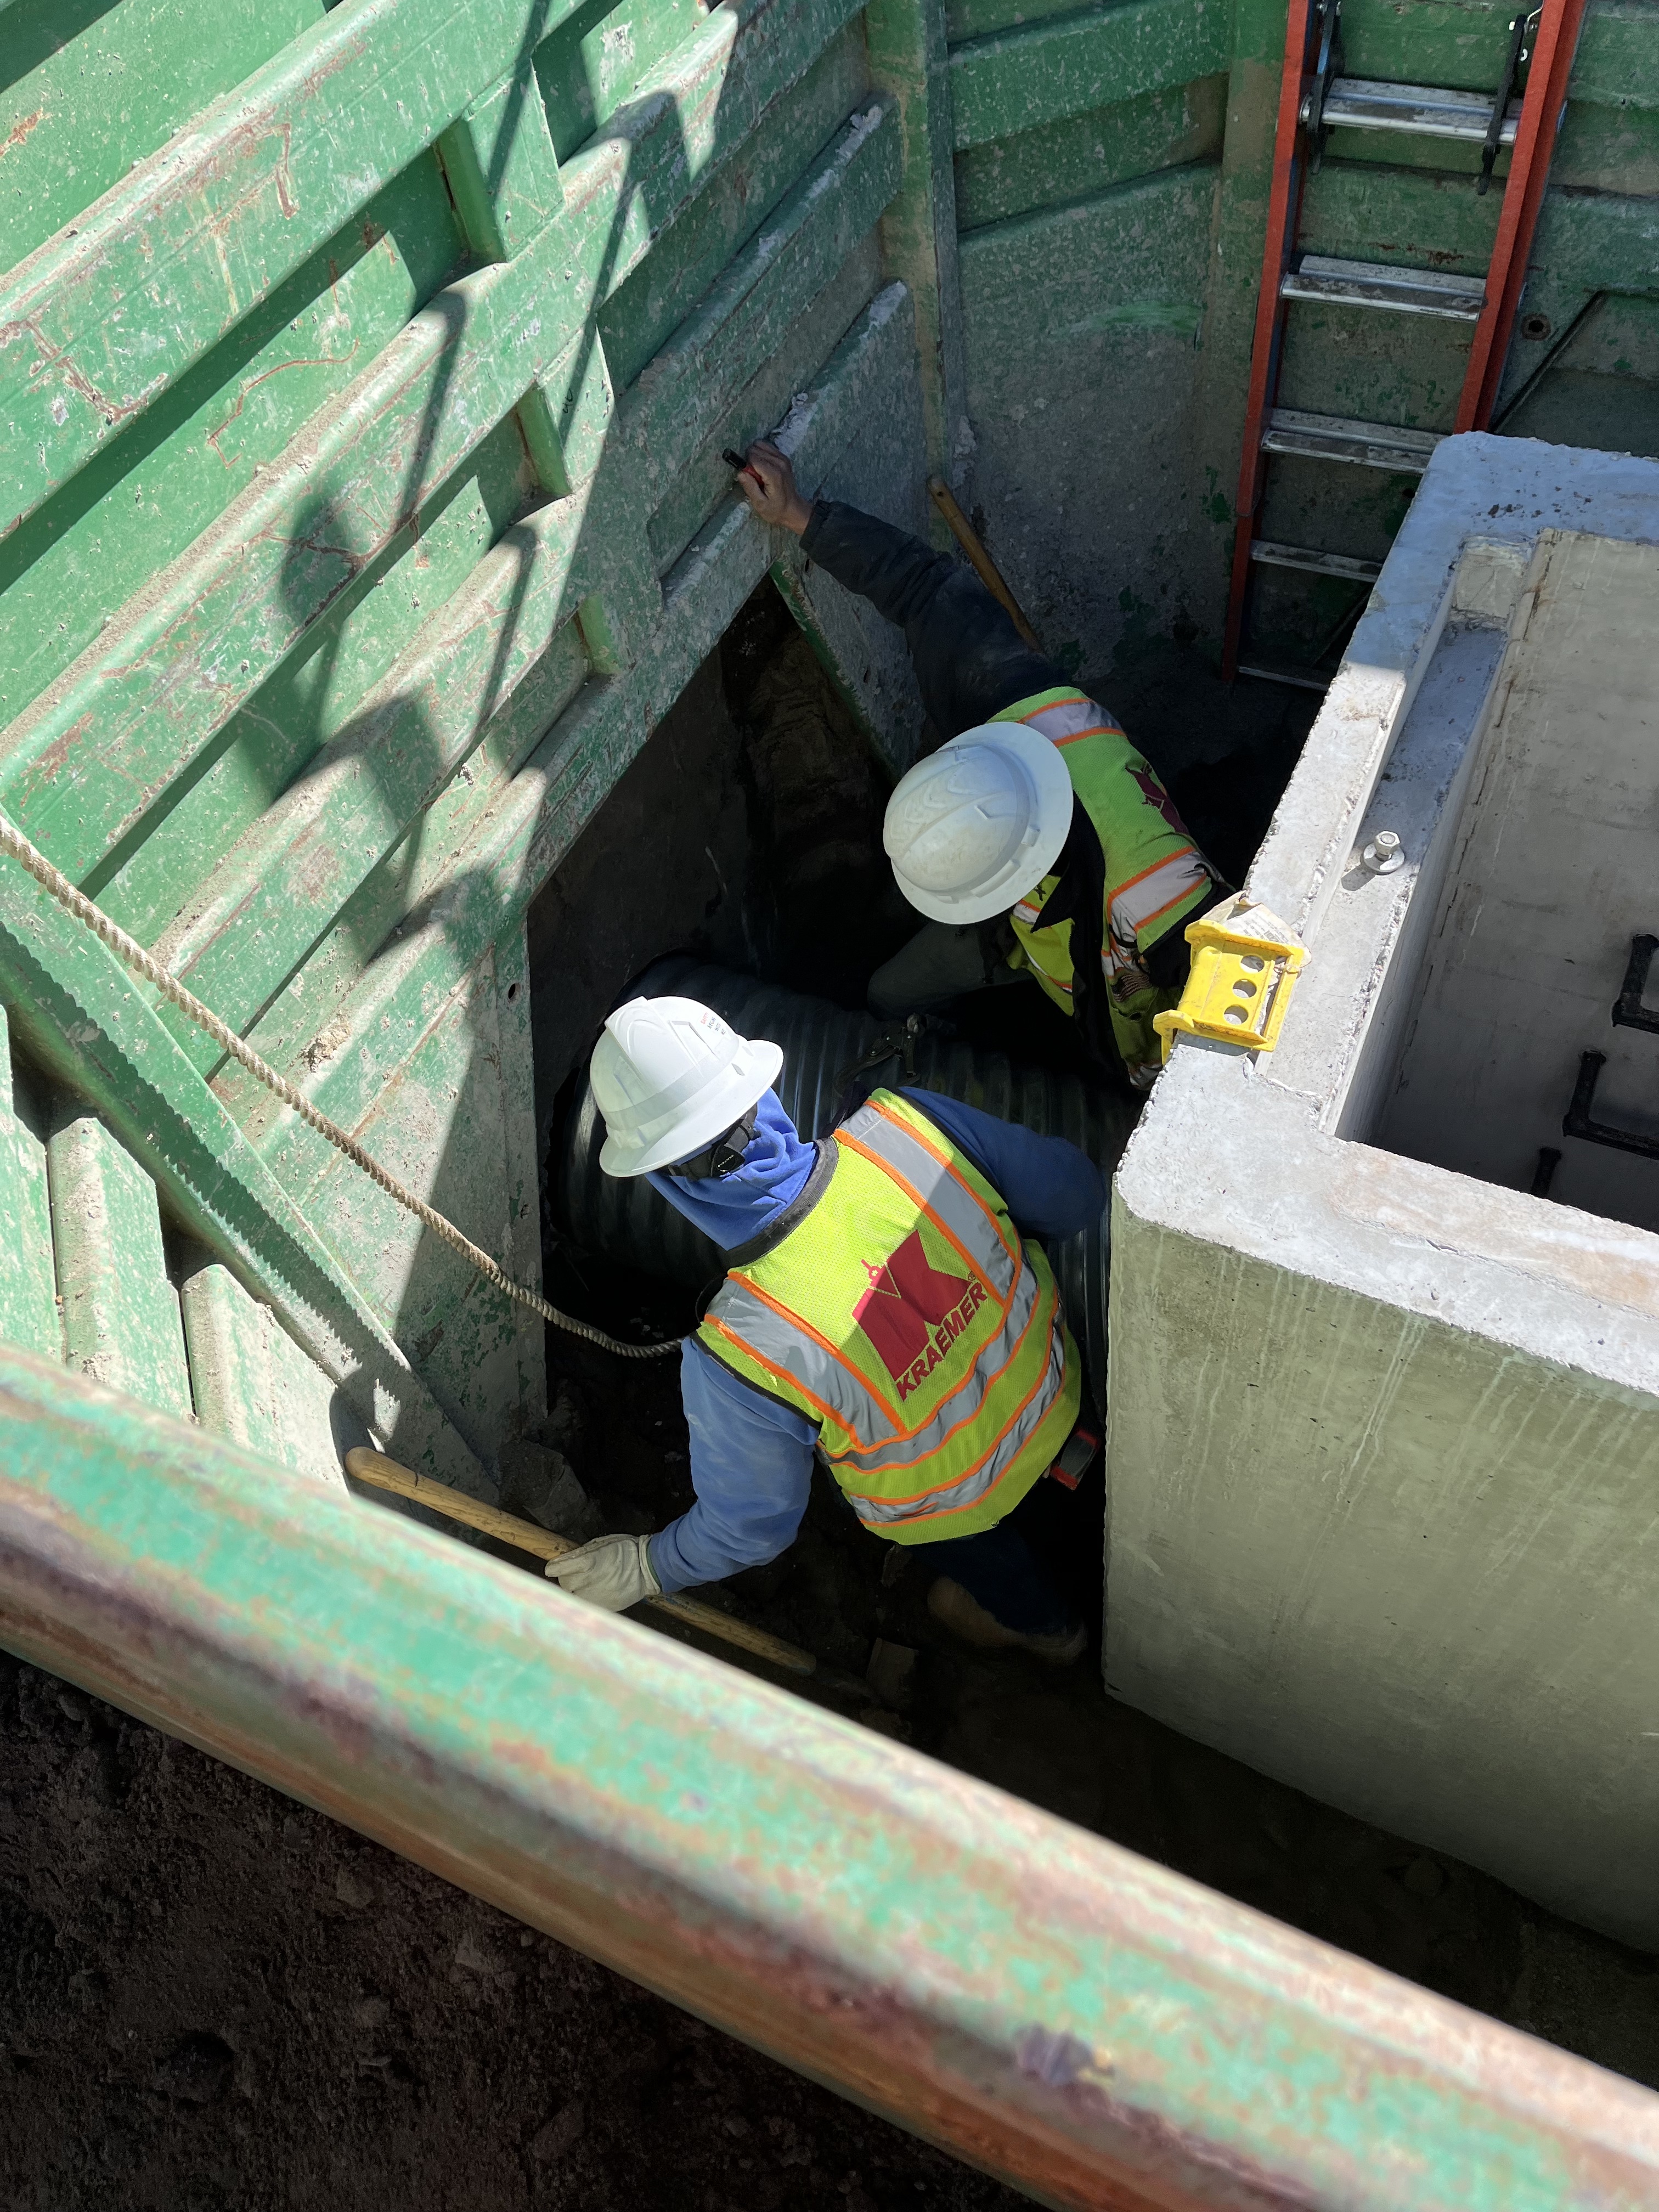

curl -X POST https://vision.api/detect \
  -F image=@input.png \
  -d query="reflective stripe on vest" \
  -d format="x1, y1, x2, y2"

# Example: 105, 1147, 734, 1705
994, 687, 1214, 996
697, 1090, 1081, 1543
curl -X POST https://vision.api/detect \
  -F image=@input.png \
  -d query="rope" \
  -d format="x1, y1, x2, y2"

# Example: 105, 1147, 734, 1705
0, 812, 679, 1361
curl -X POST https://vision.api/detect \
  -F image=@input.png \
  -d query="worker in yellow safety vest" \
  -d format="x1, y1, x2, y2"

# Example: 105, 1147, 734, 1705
544, 994, 1107, 1664
735, 445, 1225, 1089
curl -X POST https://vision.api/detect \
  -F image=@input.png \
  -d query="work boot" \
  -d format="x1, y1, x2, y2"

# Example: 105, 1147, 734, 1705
926, 1578, 1087, 1666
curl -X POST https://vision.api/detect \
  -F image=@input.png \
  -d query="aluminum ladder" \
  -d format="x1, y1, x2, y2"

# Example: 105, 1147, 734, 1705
1222, 0, 1590, 688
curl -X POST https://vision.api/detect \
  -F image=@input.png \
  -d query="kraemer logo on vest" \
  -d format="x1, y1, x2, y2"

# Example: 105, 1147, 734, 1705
854, 1231, 988, 1400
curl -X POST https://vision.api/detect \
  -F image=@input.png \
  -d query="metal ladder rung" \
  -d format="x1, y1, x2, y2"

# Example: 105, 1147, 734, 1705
1322, 77, 1522, 143
1263, 409, 1444, 473
1250, 541, 1383, 582
1281, 255, 1485, 320
1237, 664, 1333, 693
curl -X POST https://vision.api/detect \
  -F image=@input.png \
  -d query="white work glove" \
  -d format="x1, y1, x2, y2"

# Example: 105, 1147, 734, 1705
545, 1532, 661, 1612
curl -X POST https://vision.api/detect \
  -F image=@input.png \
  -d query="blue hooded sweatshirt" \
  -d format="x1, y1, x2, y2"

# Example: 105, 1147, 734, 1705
645, 1087, 1105, 1594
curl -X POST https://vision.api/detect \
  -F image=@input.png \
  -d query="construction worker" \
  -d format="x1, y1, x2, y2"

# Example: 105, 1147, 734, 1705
545, 994, 1106, 1663
736, 444, 1224, 1089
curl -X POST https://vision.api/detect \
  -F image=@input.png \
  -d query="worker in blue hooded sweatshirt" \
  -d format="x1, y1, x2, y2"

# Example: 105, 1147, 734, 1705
544, 993, 1107, 1664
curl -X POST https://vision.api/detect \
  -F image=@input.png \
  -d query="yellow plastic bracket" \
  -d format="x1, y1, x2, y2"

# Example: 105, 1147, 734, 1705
1152, 908, 1308, 1062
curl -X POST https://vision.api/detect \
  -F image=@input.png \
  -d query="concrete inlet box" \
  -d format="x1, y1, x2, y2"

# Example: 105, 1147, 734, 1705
1107, 435, 1659, 1949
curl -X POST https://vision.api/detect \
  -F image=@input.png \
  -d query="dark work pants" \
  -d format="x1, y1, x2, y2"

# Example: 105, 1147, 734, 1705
922, 1470, 1097, 1638
865, 919, 1024, 1019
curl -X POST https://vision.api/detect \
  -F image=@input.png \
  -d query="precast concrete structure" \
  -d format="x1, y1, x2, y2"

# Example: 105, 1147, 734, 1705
1107, 432, 1659, 1950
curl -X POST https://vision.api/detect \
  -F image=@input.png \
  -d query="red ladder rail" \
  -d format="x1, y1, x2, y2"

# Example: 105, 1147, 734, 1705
1222, 0, 1588, 686
1457, 0, 1592, 430
1221, 0, 1322, 684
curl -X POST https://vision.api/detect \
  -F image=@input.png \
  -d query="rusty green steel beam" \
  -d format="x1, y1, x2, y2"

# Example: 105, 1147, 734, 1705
4, 1338, 1659, 2211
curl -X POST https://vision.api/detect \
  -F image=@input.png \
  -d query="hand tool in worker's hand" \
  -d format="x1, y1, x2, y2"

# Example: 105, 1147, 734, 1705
723, 446, 768, 493
343, 1447, 874, 1700
927, 476, 1042, 650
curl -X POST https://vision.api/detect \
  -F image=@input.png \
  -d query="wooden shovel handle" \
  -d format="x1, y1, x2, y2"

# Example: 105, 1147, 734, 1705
927, 476, 1043, 652
345, 1447, 822, 1677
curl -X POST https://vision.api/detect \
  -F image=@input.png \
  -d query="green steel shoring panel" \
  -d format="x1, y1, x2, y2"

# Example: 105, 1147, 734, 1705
955, 75, 1228, 233
243, 285, 923, 1198
949, 0, 1231, 152
0, 0, 935, 1504
1573, 1, 1659, 111
0, 0, 580, 534
0, 853, 487, 1492
5, 1339, 1659, 2212
2, 240, 574, 887
595, 29, 873, 390
148, 80, 908, 1092
0, 156, 465, 737
944, 0, 1080, 52
535, 0, 710, 158
93, 422, 533, 949
0, 0, 328, 274
179, 1255, 346, 1489
0, 1001, 59, 1362
620, 100, 904, 506
644, 238, 888, 567
208, 622, 592, 1131
44, 1104, 193, 1421
958, 160, 1217, 354
149, 495, 607, 1065
276, 939, 546, 1455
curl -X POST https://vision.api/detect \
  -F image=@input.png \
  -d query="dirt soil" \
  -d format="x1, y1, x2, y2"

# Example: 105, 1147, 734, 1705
0, 1641, 1028, 2211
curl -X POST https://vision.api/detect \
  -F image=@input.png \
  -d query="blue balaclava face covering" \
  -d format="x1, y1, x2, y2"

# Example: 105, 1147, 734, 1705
647, 1088, 816, 1251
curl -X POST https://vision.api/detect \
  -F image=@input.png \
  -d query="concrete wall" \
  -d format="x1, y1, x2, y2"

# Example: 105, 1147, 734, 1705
1105, 436, 1659, 1947
1379, 531, 1659, 1234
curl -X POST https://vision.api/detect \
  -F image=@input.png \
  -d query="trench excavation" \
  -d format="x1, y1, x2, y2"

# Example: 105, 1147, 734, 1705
10, 0, 1659, 2194
518, 574, 1659, 2087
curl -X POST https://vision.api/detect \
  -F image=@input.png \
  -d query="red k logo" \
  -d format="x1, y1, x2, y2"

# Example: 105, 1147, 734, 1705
1127, 763, 1192, 837
853, 1231, 988, 1401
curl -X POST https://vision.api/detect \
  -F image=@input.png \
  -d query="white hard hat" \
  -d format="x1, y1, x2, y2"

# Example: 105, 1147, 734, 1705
590, 995, 783, 1177
883, 722, 1075, 925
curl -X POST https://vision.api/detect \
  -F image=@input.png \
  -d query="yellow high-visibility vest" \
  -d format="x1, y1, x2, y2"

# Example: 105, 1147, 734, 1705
993, 687, 1215, 1075
697, 1090, 1081, 1544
